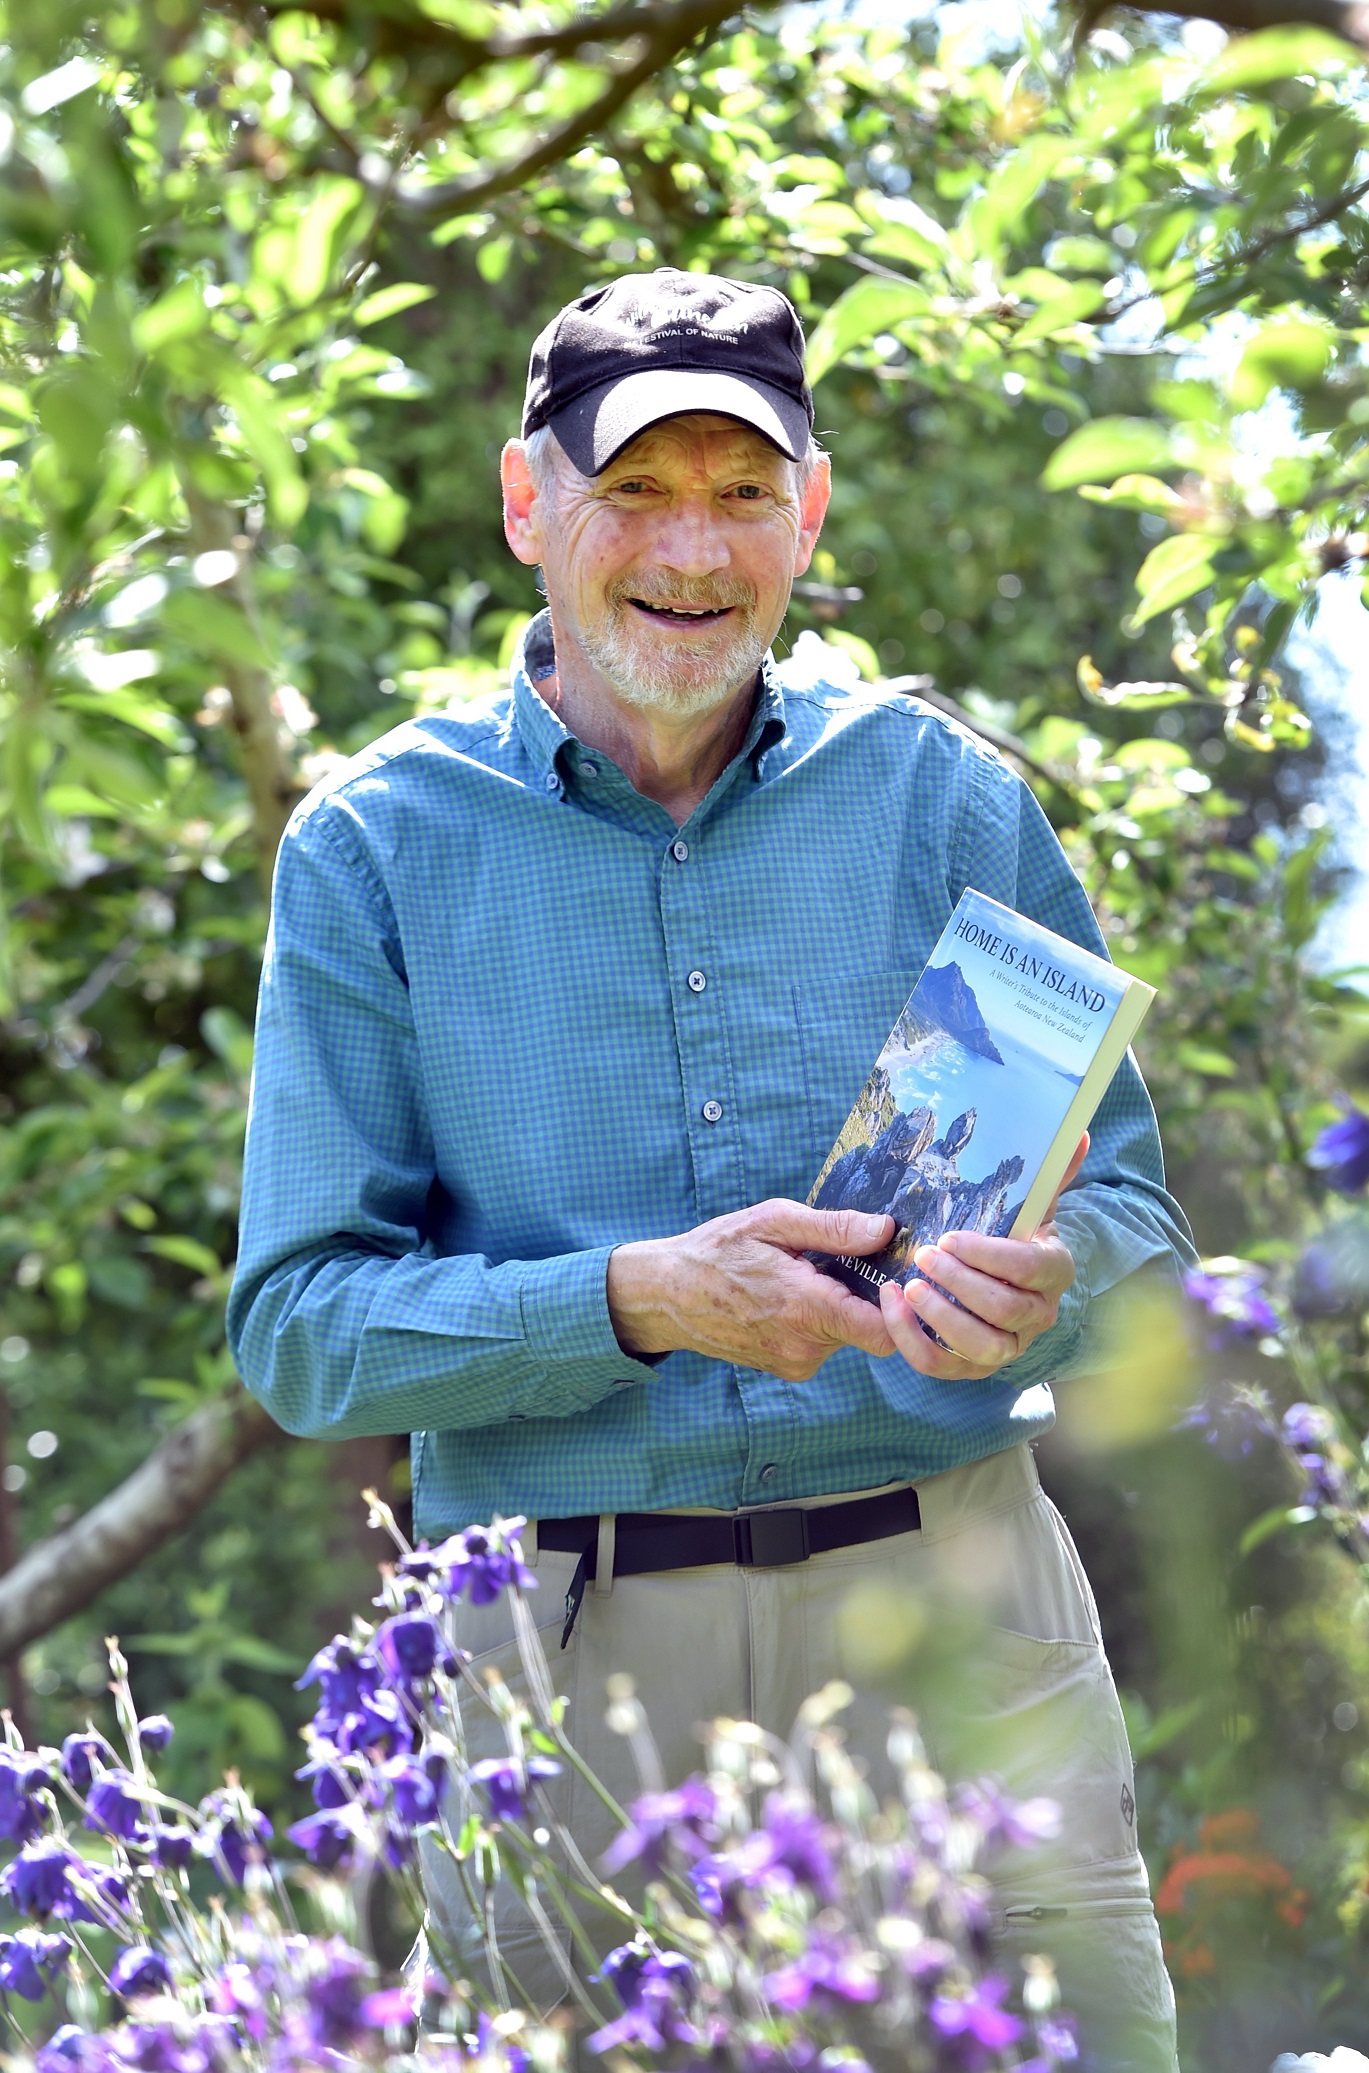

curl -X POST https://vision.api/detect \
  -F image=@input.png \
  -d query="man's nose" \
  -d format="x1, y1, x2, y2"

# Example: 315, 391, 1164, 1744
650, 497, 730, 577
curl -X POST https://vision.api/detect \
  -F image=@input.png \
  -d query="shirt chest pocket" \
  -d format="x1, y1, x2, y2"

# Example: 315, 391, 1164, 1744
793, 970, 924, 1178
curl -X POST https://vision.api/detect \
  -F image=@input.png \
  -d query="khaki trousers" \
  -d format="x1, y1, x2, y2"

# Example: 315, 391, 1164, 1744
422, 1444, 1178, 2072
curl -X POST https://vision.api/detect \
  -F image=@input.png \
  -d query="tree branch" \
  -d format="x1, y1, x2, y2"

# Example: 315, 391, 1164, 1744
396, 0, 754, 217
0, 1388, 278, 1661
1086, 0, 1369, 50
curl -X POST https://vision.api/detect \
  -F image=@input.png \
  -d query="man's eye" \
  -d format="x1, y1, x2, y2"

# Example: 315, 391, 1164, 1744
614, 480, 651, 494
731, 483, 767, 501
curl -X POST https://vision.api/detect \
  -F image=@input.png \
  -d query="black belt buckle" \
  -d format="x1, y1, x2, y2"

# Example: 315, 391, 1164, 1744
733, 1507, 810, 1568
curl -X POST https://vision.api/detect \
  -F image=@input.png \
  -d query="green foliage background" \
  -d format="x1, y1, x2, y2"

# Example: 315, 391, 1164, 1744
2, 0, 1369, 2058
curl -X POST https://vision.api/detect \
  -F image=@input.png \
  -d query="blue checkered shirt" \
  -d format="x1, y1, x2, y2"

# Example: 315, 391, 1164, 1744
228, 615, 1193, 1536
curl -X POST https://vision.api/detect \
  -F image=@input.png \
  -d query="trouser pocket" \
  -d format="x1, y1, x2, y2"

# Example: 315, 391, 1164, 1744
995, 1858, 1177, 2073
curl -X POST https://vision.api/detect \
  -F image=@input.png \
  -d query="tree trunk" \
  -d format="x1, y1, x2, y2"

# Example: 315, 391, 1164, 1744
0, 1389, 278, 1662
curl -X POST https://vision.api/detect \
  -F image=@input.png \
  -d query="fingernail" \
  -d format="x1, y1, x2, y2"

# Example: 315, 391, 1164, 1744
862, 1214, 887, 1240
905, 1281, 926, 1304
914, 1247, 940, 1273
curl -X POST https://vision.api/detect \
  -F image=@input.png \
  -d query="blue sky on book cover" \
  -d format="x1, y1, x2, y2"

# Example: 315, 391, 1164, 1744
811, 889, 1128, 1286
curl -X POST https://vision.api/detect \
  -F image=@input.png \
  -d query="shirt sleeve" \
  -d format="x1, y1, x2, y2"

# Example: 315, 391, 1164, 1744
226, 800, 659, 1441
942, 746, 1197, 1390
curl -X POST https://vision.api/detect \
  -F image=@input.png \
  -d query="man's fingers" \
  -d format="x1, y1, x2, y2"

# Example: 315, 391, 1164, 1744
936, 1227, 1076, 1298
1041, 1131, 1090, 1225
880, 1278, 1014, 1375
910, 1246, 1054, 1338
748, 1200, 894, 1257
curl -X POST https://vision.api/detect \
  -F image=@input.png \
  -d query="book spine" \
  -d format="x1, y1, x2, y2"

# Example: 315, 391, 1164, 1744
1007, 974, 1157, 1240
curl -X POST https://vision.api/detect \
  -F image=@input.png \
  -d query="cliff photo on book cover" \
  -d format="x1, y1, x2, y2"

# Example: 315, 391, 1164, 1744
809, 889, 1146, 1304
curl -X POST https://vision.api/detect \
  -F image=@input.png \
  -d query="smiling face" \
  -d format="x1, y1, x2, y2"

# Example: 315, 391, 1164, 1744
503, 414, 830, 720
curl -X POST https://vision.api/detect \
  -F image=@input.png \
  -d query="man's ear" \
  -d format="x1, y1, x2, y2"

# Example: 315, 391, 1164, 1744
501, 441, 543, 566
792, 452, 832, 577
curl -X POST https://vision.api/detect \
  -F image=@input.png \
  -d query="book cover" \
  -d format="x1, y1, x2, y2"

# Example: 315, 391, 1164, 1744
807, 888, 1155, 1304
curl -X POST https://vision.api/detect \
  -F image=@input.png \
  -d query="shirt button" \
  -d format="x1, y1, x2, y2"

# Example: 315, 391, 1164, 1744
671, 839, 690, 862
701, 1099, 723, 1124
582, 761, 599, 780
687, 969, 707, 993
543, 771, 560, 792
759, 1463, 777, 1483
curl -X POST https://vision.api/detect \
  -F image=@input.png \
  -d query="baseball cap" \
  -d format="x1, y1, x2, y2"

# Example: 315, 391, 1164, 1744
521, 268, 814, 476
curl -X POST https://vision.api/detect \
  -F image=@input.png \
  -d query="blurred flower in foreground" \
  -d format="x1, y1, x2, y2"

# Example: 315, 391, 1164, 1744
1176, 1381, 1275, 1458
1292, 1216, 1369, 1319
1307, 1103, 1369, 1195
1183, 1257, 1280, 1347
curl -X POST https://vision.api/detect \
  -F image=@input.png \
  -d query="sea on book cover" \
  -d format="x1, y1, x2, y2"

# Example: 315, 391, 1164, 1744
807, 887, 1153, 1305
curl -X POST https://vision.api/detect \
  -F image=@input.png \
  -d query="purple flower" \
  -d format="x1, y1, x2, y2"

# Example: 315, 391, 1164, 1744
757, 1792, 839, 1898
137, 1716, 174, 1756
196, 1795, 272, 1885
469, 1755, 559, 1825
116, 2017, 230, 2073
1308, 1105, 1369, 1194
36, 2028, 117, 2073
1038, 2016, 1080, 2062
929, 1975, 1024, 2056
359, 1984, 418, 2028
151, 1827, 194, 1872
60, 1734, 106, 1797
2, 1840, 91, 1919
1282, 1402, 1336, 1450
1176, 1382, 1275, 1459
0, 1751, 50, 1843
110, 1946, 174, 1999
588, 1944, 696, 2054
376, 1753, 441, 1828
211, 1961, 267, 2042
601, 1777, 718, 1876
297, 1752, 351, 1810
333, 1686, 414, 1759
766, 1936, 880, 2012
0, 1928, 71, 2001
954, 1780, 1061, 1855
433, 1521, 536, 1607
288, 1803, 371, 1871
85, 1770, 144, 1841
1183, 1263, 1279, 1346
303, 1940, 373, 2048
375, 1613, 441, 1685
296, 1638, 383, 1726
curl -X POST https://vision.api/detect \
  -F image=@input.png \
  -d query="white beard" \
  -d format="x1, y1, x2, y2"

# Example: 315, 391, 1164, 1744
576, 582, 768, 717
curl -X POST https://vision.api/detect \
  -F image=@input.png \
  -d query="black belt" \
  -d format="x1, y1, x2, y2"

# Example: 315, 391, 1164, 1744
539, 1486, 921, 1648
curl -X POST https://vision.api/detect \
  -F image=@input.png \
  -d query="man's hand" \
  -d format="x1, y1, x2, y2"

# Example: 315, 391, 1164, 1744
877, 1133, 1089, 1381
608, 1201, 898, 1381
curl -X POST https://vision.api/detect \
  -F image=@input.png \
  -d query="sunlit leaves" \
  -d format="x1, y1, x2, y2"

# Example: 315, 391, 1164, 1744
1040, 418, 1174, 490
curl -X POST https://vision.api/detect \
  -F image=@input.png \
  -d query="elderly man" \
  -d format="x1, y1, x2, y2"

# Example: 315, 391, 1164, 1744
229, 270, 1192, 2067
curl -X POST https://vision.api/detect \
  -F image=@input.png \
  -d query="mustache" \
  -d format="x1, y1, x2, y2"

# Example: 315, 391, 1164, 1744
608, 570, 755, 613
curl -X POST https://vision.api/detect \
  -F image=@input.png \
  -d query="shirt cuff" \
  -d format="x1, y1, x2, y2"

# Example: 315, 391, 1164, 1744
516, 1246, 661, 1416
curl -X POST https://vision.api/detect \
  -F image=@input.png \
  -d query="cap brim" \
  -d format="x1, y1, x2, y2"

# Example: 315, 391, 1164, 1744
547, 368, 811, 475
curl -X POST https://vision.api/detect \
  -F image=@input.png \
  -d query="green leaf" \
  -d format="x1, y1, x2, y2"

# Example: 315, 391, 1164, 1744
1201, 24, 1353, 90
218, 367, 308, 532
806, 276, 928, 385
963, 134, 1073, 259
1128, 533, 1219, 627
1076, 657, 1194, 710
1012, 279, 1105, 345
354, 282, 437, 327
1041, 417, 1173, 491
221, 1635, 300, 1674
162, 589, 273, 669
145, 1235, 222, 1277
133, 280, 210, 354
1128, 1696, 1206, 1759
1238, 1504, 1315, 1558
1230, 321, 1334, 411
1175, 1043, 1237, 1077
858, 194, 951, 273
1078, 474, 1183, 516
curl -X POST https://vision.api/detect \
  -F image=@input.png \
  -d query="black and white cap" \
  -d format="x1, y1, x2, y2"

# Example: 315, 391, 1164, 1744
521, 268, 814, 476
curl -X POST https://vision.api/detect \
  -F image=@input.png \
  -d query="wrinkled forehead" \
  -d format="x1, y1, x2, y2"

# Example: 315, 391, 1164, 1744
599, 411, 796, 477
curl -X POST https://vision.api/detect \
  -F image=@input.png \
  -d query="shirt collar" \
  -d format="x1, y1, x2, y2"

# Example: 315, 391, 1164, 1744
510, 608, 787, 789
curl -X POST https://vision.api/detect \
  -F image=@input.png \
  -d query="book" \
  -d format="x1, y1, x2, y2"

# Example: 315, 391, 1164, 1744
807, 888, 1155, 1304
